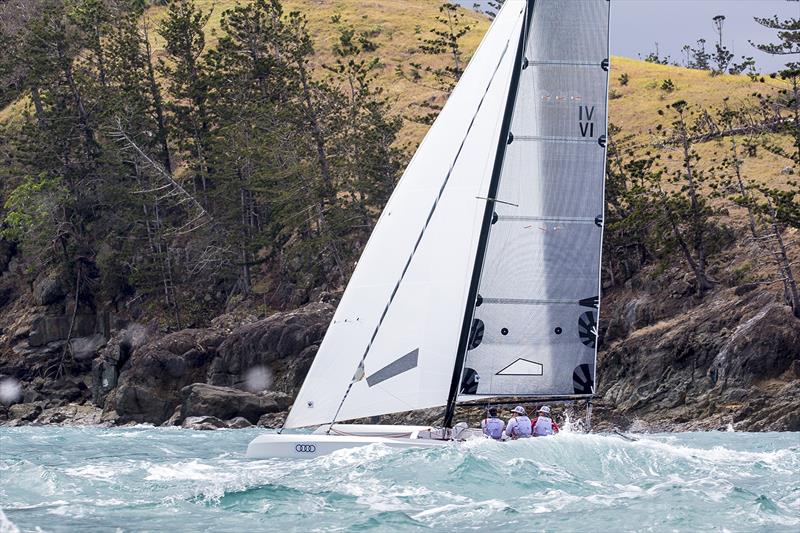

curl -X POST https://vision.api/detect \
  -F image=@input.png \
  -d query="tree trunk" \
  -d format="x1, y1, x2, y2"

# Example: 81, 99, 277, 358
143, 21, 172, 173
730, 137, 759, 239
30, 86, 46, 127
677, 111, 713, 293
771, 216, 800, 319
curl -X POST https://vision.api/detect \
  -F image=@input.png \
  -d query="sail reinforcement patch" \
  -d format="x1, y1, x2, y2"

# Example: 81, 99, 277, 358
496, 358, 543, 376
365, 349, 419, 387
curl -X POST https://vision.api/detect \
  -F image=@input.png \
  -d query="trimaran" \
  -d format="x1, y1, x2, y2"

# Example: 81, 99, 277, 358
247, 0, 611, 459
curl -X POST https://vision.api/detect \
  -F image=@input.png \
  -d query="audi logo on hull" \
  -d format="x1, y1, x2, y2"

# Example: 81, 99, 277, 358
295, 444, 316, 453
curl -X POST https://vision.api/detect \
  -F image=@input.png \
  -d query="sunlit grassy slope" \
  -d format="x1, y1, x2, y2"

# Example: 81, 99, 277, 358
608, 57, 789, 190
145, 0, 492, 150
2, 1, 792, 191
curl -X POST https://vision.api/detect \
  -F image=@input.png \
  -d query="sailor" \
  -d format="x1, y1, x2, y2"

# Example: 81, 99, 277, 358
531, 405, 560, 437
505, 405, 532, 439
481, 407, 505, 439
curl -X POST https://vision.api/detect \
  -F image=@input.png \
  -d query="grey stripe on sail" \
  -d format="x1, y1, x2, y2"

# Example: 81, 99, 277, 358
481, 298, 578, 306
366, 349, 419, 387
513, 135, 599, 144
497, 215, 598, 223
527, 60, 599, 67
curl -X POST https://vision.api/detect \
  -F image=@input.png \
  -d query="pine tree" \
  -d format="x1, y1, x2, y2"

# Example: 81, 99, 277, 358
158, 0, 213, 194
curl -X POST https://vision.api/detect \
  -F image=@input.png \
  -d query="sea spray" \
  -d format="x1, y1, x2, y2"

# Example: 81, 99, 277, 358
1, 427, 798, 532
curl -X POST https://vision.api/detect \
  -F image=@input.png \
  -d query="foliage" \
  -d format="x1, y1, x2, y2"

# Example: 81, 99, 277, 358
397, 2, 474, 125
0, 0, 404, 327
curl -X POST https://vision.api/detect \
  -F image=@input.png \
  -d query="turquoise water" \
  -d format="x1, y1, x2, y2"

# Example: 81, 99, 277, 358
1, 428, 798, 532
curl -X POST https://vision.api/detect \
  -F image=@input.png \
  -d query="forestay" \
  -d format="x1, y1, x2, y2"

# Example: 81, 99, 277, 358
284, 2, 528, 429
458, 0, 610, 401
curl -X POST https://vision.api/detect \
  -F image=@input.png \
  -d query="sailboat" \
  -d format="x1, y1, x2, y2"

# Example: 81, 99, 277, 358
247, 0, 610, 459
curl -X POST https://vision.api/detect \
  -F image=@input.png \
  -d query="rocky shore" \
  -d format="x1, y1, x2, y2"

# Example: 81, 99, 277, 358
1, 259, 798, 432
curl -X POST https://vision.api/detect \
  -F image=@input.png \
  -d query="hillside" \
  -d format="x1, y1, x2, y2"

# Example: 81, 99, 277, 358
0, 0, 797, 431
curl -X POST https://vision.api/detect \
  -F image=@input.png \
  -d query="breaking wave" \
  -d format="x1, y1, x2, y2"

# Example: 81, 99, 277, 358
1, 427, 798, 531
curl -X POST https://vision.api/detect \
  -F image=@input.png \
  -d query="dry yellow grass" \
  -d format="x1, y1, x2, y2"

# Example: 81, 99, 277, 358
608, 56, 793, 191
142, 0, 490, 148
2, 1, 795, 195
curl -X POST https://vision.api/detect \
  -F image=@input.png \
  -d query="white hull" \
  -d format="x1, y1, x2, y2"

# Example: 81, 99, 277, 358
246, 432, 447, 459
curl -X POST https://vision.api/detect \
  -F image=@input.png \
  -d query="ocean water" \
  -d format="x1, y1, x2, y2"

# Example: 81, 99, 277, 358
0, 427, 798, 532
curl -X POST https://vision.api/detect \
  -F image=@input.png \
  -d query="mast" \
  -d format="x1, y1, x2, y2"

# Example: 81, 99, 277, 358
443, 0, 534, 428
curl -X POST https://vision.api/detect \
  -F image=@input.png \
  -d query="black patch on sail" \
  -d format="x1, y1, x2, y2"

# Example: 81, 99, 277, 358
578, 311, 597, 347
579, 296, 599, 309
475, 294, 483, 307
366, 349, 419, 387
507, 131, 514, 145
468, 319, 484, 350
598, 135, 607, 148
491, 212, 499, 225
601, 58, 609, 71
460, 368, 480, 394
594, 215, 603, 228
573, 364, 594, 394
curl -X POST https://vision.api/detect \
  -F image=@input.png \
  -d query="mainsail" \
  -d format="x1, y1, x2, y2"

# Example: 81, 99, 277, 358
283, 0, 610, 430
457, 0, 610, 403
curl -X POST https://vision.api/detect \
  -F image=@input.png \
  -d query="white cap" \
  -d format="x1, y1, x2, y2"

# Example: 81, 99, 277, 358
538, 405, 551, 414
513, 405, 525, 414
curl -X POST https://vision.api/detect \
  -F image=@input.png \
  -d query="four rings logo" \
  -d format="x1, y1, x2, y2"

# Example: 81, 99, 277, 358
295, 444, 316, 453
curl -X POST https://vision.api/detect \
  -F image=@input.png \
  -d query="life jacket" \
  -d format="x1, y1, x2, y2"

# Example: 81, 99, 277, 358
482, 417, 504, 439
509, 415, 532, 438
533, 415, 554, 437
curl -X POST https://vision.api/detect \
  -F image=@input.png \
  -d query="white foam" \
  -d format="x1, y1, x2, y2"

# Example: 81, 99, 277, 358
0, 509, 20, 533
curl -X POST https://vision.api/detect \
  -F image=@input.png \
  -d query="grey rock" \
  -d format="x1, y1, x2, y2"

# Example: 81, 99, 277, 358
33, 404, 104, 426
208, 302, 332, 394
226, 416, 252, 429
182, 415, 227, 430
29, 314, 97, 347
257, 412, 286, 429
179, 383, 290, 424
33, 273, 64, 306
112, 328, 225, 424
8, 402, 41, 421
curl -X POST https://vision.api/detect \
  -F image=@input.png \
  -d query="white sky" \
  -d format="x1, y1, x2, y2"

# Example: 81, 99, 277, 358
457, 0, 799, 73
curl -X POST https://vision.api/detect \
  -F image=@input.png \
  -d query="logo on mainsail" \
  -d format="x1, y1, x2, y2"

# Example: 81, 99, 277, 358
573, 364, 594, 395
578, 311, 598, 348
468, 319, 485, 350
460, 368, 480, 394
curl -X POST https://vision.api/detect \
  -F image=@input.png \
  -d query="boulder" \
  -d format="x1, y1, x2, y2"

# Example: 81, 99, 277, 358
8, 402, 41, 422
28, 314, 97, 347
208, 302, 333, 394
181, 415, 227, 430
32, 272, 64, 306
112, 328, 225, 424
179, 383, 290, 424
257, 412, 286, 429
33, 404, 104, 426
226, 416, 252, 429
91, 326, 150, 407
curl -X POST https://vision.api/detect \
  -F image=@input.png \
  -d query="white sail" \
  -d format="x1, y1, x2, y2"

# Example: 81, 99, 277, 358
284, 1, 528, 429
459, 0, 610, 400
